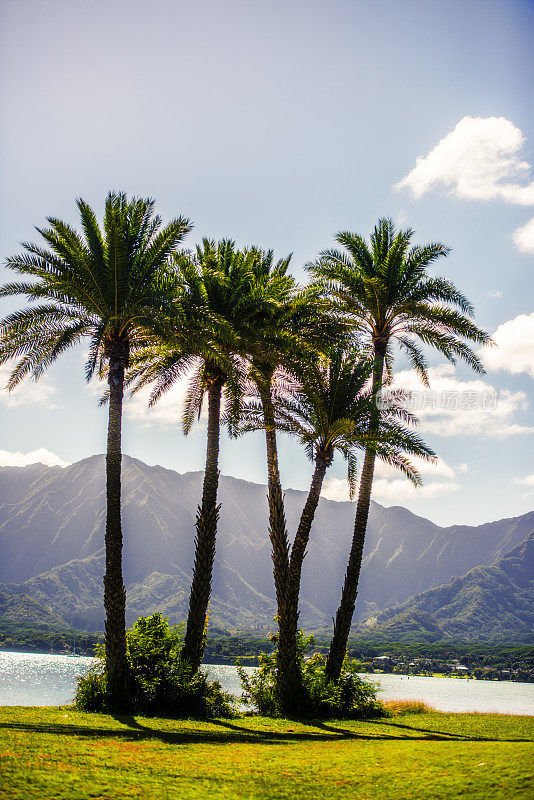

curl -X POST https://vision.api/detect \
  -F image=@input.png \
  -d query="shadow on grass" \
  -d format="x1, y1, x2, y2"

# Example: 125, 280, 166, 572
0, 714, 530, 746
312, 718, 531, 743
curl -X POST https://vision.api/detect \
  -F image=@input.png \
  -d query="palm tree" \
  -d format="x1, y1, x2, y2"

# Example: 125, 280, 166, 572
309, 218, 490, 681
0, 192, 191, 705
238, 249, 299, 714
240, 346, 435, 695
132, 239, 260, 673
238, 249, 344, 714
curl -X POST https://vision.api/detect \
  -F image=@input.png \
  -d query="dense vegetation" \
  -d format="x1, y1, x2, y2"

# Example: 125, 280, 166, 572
2, 617, 532, 681
0, 619, 100, 656
0, 192, 490, 715
208, 636, 534, 680
205, 635, 534, 672
75, 614, 235, 718
237, 631, 385, 718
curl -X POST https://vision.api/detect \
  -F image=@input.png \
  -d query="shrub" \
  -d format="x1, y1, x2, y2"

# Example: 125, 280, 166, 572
75, 614, 234, 718
384, 700, 434, 716
74, 667, 108, 712
238, 631, 388, 719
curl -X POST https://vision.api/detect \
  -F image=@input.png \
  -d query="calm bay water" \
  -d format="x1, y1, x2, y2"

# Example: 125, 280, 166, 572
1, 650, 533, 715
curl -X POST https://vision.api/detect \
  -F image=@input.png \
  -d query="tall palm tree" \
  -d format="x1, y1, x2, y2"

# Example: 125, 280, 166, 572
0, 192, 191, 705
132, 239, 261, 673
238, 249, 343, 714
309, 218, 490, 681
240, 347, 435, 698
237, 249, 299, 714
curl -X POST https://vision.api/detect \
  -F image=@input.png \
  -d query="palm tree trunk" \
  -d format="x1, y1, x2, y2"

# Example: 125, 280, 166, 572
104, 354, 129, 707
325, 445, 376, 680
260, 385, 302, 716
287, 452, 329, 625
181, 379, 223, 673
325, 351, 385, 681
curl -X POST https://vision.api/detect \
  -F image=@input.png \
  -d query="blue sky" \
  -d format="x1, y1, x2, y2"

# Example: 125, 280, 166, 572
0, 0, 532, 526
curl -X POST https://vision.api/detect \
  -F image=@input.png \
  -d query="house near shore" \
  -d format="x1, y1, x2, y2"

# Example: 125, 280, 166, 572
373, 655, 391, 667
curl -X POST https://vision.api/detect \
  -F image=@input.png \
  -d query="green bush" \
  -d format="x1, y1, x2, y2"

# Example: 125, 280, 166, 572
238, 631, 388, 719
74, 668, 108, 712
75, 614, 234, 718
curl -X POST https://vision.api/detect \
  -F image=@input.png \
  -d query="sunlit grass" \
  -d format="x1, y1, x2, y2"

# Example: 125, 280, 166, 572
0, 706, 532, 799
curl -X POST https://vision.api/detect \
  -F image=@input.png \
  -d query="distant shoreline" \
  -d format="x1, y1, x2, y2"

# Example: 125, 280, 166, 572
1, 648, 531, 684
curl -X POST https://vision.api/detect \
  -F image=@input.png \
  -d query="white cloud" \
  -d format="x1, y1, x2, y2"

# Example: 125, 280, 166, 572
395, 116, 534, 204
321, 476, 461, 504
513, 217, 534, 254
396, 116, 534, 254
374, 455, 464, 481
513, 473, 534, 487
321, 456, 465, 504
481, 313, 534, 378
521, 492, 533, 500
371, 455, 464, 503
0, 448, 70, 468
321, 477, 353, 503
486, 290, 502, 299
372, 478, 460, 503
125, 378, 206, 429
87, 371, 207, 430
0, 364, 57, 409
389, 364, 533, 437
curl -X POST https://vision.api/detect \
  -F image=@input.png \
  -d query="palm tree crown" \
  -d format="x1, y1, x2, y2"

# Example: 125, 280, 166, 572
263, 350, 434, 491
0, 191, 191, 383
310, 217, 490, 378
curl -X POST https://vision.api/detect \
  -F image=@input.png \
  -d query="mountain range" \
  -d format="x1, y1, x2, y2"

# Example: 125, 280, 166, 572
355, 533, 534, 642
0, 455, 533, 639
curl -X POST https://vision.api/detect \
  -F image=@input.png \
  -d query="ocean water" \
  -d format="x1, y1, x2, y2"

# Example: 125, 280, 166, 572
1, 651, 533, 715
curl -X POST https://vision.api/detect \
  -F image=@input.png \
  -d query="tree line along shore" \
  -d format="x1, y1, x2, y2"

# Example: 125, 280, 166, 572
2, 623, 533, 683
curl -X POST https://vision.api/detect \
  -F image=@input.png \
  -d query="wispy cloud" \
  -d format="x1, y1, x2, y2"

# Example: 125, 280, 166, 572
86, 371, 207, 430
0, 364, 57, 409
371, 456, 465, 503
512, 473, 534, 487
390, 364, 533, 438
395, 115, 534, 253
513, 217, 534, 255
0, 448, 70, 468
321, 456, 466, 504
371, 478, 461, 503
125, 378, 206, 430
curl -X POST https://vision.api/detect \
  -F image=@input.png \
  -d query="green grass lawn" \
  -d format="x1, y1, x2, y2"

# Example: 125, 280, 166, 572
0, 707, 532, 800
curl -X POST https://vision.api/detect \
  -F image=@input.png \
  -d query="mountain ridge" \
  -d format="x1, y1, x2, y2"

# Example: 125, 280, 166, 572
1, 455, 533, 635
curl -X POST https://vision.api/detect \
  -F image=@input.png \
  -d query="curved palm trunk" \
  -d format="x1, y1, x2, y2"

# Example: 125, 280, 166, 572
181, 379, 223, 674
287, 453, 329, 626
104, 355, 129, 707
325, 351, 385, 681
260, 386, 303, 716
325, 445, 376, 680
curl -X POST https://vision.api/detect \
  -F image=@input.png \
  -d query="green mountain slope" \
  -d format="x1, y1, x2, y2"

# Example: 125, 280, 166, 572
356, 533, 534, 642
0, 590, 70, 629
